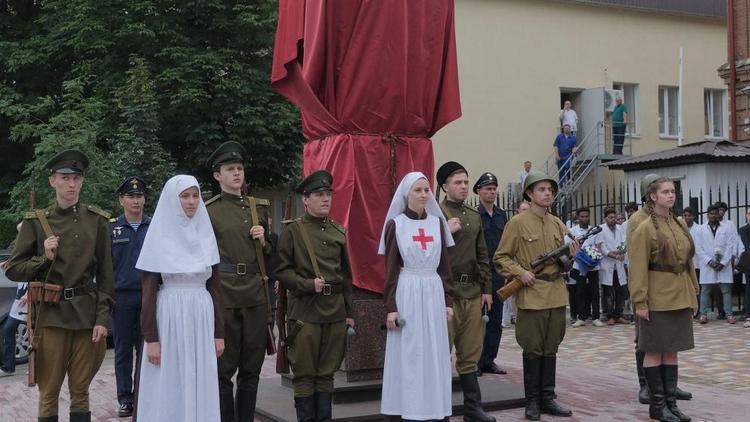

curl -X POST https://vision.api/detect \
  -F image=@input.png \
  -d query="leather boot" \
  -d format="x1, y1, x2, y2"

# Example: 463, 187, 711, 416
636, 351, 650, 404
675, 386, 693, 401
69, 412, 91, 422
539, 356, 572, 417
644, 366, 679, 422
662, 365, 691, 422
315, 392, 333, 422
294, 395, 316, 422
38, 417, 58, 422
459, 372, 496, 422
522, 357, 541, 421
235, 387, 257, 422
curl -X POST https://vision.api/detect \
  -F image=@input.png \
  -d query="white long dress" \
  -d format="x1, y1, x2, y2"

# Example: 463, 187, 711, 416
381, 214, 452, 420
136, 268, 220, 422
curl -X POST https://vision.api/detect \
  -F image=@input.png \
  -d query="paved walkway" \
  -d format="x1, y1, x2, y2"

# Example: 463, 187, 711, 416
1, 317, 748, 421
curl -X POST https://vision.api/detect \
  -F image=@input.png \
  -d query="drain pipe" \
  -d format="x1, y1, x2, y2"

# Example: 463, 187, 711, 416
728, 0, 738, 142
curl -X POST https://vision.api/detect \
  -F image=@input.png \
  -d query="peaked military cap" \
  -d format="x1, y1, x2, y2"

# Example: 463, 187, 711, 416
45, 149, 89, 174
436, 161, 467, 189
116, 176, 146, 196
296, 170, 333, 194
207, 141, 247, 168
473, 171, 498, 194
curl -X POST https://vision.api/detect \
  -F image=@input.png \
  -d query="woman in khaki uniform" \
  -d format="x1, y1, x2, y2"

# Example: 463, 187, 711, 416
629, 177, 698, 422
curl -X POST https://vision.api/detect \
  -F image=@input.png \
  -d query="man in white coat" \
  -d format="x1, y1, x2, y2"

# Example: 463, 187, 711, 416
568, 208, 603, 327
696, 204, 738, 324
596, 207, 628, 325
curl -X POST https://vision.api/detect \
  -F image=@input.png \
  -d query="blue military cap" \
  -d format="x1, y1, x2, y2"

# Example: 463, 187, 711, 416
45, 149, 89, 174
116, 176, 146, 196
473, 171, 498, 194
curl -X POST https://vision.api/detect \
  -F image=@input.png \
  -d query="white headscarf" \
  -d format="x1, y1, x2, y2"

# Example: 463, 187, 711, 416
135, 175, 220, 274
378, 171, 454, 255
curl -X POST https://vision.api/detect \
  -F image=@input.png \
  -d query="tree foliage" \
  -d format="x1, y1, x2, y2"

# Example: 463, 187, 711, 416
0, 0, 302, 246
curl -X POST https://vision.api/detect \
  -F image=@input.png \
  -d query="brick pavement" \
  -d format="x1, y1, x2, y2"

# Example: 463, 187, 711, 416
1, 318, 748, 421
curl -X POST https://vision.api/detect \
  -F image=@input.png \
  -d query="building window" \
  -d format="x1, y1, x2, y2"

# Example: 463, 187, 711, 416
613, 82, 639, 135
704, 89, 727, 139
658, 86, 679, 137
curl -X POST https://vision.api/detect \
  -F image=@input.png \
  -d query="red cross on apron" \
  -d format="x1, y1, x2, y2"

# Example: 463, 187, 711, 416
412, 228, 434, 250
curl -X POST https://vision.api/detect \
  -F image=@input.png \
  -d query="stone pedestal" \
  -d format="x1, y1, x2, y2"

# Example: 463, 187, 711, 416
341, 287, 387, 382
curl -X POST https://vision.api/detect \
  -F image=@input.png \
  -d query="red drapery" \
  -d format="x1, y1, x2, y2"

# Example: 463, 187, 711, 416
271, 0, 461, 293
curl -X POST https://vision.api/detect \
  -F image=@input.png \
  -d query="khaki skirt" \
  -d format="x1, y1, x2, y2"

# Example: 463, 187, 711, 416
637, 308, 694, 353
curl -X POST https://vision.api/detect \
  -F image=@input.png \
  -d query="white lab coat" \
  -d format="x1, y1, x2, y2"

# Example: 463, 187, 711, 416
595, 223, 627, 287
695, 222, 737, 284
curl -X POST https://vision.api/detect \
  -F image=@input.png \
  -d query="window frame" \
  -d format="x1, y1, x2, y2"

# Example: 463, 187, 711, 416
658, 86, 679, 138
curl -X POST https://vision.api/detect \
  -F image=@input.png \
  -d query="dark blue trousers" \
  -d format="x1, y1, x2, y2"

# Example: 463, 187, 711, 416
478, 283, 504, 370
1, 316, 22, 373
113, 291, 142, 405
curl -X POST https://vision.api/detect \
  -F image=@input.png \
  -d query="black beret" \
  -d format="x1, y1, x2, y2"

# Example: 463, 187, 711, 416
116, 176, 146, 196
436, 161, 467, 189
206, 141, 247, 168
296, 170, 333, 194
473, 172, 498, 194
45, 149, 89, 174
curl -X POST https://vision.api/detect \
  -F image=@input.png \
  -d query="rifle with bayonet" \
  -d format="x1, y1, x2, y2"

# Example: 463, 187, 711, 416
498, 226, 602, 301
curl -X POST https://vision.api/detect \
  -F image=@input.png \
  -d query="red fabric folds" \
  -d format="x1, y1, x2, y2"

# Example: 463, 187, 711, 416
271, 0, 461, 293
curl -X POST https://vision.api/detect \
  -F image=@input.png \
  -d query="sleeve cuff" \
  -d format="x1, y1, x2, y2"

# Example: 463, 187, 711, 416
634, 302, 648, 311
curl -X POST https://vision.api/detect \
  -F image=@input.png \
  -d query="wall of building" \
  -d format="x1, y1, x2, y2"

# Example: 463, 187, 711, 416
433, 0, 727, 192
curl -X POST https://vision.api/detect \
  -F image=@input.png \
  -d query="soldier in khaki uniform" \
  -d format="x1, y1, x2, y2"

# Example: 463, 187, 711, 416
627, 174, 692, 406
436, 161, 495, 422
275, 170, 354, 422
494, 172, 578, 421
5, 150, 114, 422
205, 141, 272, 422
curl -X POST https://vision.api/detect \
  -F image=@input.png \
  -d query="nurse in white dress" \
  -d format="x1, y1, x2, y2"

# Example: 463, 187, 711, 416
134, 175, 225, 422
379, 172, 455, 421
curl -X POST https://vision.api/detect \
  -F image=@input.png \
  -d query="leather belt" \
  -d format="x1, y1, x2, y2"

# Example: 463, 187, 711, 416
455, 273, 477, 284
648, 263, 686, 274
320, 283, 344, 296
534, 273, 560, 282
219, 262, 259, 276
63, 285, 94, 301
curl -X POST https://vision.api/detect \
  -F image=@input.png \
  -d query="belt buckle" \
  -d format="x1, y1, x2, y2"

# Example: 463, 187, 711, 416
322, 284, 332, 296
63, 288, 74, 300
236, 263, 247, 276
459, 274, 470, 284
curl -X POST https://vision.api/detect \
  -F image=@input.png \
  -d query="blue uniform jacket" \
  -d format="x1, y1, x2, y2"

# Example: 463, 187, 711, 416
111, 215, 151, 292
478, 203, 507, 289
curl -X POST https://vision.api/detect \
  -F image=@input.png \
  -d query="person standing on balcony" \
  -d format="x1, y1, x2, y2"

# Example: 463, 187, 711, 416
612, 96, 628, 155
518, 161, 532, 186
553, 124, 577, 189
559, 100, 579, 133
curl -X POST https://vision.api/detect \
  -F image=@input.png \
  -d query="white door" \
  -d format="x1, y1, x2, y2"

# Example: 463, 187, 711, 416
579, 87, 606, 157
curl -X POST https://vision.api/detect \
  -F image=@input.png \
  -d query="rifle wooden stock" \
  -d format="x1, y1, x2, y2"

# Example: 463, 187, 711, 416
27, 304, 36, 387
497, 278, 523, 301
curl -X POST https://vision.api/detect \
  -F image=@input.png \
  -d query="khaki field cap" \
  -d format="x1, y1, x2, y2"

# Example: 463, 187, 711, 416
640, 173, 661, 200
523, 171, 557, 201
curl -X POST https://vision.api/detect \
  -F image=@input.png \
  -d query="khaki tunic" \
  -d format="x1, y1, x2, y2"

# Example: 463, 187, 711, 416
206, 192, 272, 308
626, 208, 648, 247
628, 214, 700, 312
275, 213, 353, 323
6, 202, 114, 329
493, 210, 568, 310
440, 200, 491, 297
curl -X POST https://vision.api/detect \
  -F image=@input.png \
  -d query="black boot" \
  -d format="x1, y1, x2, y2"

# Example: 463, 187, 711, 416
295, 395, 316, 422
675, 386, 693, 401
522, 357, 541, 421
459, 372, 496, 422
636, 351, 650, 404
69, 412, 91, 422
235, 387, 258, 422
662, 365, 691, 422
644, 366, 679, 422
539, 356, 572, 417
315, 392, 333, 422
37, 417, 58, 422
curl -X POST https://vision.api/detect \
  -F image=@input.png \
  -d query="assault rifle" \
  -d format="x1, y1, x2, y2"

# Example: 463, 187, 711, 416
497, 226, 602, 301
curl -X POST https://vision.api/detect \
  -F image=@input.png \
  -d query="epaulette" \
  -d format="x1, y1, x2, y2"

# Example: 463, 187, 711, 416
329, 219, 346, 235
205, 195, 221, 206
23, 211, 39, 219
463, 205, 479, 215
86, 205, 111, 219
251, 197, 270, 207
109, 218, 117, 223
282, 217, 301, 225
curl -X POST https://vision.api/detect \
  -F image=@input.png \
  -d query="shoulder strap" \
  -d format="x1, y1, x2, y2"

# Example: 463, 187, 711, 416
439, 202, 453, 219
294, 220, 322, 278
34, 210, 54, 238
86, 205, 111, 219
205, 195, 221, 206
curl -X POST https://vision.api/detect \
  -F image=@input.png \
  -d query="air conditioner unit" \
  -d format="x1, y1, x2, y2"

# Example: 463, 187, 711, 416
604, 89, 623, 113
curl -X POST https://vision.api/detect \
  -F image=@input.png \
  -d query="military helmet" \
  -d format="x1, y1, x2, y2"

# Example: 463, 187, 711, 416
639, 173, 661, 200
522, 171, 558, 201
